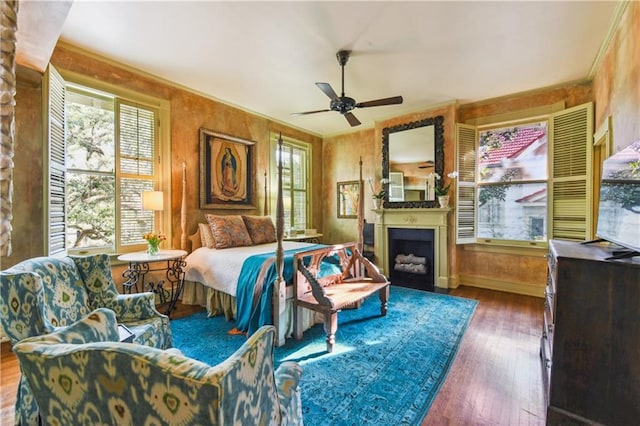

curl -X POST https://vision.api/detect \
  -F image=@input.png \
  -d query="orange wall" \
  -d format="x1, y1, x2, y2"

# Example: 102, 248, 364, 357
2, 45, 323, 268
2, 70, 45, 267
50, 45, 323, 253
322, 128, 375, 244
593, 1, 640, 153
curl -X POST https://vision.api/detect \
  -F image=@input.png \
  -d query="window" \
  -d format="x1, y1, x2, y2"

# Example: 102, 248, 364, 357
388, 172, 405, 201
270, 134, 311, 232
45, 66, 170, 255
477, 121, 548, 242
456, 102, 593, 246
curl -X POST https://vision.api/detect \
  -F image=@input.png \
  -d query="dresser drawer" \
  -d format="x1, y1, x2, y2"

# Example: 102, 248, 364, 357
540, 334, 552, 401
546, 254, 557, 295
543, 303, 554, 351
545, 284, 555, 324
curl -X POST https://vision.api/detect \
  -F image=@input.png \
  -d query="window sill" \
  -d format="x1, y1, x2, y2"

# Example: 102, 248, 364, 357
67, 249, 143, 267
463, 240, 547, 257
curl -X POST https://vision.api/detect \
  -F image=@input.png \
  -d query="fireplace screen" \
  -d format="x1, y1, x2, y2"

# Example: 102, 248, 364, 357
387, 228, 435, 292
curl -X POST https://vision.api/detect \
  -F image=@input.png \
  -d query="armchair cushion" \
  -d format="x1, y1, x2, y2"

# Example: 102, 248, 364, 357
14, 325, 303, 426
25, 307, 120, 345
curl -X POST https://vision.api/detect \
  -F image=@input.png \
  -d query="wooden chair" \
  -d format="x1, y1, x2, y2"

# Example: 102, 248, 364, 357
293, 242, 390, 352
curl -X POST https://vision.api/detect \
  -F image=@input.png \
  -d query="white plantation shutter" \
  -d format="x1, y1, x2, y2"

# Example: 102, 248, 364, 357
46, 66, 67, 256
550, 103, 593, 241
456, 124, 477, 244
269, 133, 311, 231
291, 144, 308, 230
117, 100, 158, 247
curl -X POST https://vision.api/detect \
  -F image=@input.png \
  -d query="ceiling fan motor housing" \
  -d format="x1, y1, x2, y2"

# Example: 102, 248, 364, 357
331, 97, 356, 114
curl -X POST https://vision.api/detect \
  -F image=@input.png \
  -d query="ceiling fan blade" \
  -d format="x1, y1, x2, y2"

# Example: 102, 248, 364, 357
356, 95, 404, 108
316, 82, 339, 101
291, 109, 331, 116
418, 160, 435, 169
344, 112, 361, 127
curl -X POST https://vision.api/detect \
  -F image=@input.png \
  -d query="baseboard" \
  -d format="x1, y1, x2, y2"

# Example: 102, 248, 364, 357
458, 273, 544, 298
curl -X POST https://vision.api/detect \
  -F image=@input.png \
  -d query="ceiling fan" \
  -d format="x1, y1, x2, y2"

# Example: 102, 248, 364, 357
292, 50, 403, 127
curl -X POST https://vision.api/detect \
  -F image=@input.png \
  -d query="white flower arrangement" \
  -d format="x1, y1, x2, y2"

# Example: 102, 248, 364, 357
434, 171, 458, 196
368, 177, 390, 199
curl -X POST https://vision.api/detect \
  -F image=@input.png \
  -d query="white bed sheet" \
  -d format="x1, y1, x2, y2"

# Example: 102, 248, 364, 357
183, 241, 317, 296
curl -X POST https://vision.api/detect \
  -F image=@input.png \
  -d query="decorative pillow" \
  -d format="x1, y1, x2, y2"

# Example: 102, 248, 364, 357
198, 223, 216, 249
205, 214, 253, 249
242, 215, 276, 245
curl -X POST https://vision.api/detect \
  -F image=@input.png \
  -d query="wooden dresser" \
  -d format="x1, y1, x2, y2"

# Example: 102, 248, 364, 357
542, 239, 640, 425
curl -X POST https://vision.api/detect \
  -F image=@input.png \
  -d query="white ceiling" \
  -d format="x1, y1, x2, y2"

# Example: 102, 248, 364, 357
59, 1, 619, 137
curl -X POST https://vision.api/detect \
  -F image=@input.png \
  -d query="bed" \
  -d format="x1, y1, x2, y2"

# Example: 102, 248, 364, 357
179, 141, 366, 346
181, 224, 324, 345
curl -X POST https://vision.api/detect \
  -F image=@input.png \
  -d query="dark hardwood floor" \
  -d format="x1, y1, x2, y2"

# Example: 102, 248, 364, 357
1, 286, 545, 425
423, 286, 545, 425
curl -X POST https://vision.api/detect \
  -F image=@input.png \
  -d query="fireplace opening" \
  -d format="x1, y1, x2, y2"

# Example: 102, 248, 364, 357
387, 227, 435, 292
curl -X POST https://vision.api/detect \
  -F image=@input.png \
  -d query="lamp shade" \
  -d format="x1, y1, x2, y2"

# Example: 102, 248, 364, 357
142, 191, 164, 211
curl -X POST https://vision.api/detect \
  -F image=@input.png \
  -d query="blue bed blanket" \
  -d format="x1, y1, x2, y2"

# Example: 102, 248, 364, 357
236, 244, 336, 336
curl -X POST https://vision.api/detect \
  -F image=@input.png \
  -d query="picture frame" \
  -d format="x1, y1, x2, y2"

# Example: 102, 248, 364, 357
200, 128, 256, 209
337, 180, 360, 218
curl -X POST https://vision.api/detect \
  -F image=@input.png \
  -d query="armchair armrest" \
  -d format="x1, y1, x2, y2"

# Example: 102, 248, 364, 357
25, 308, 119, 345
105, 293, 166, 321
275, 361, 303, 424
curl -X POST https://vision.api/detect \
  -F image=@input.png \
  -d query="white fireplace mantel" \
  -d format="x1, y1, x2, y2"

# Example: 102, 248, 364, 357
374, 208, 450, 290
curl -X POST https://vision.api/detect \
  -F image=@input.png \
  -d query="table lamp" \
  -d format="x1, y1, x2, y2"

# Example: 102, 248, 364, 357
142, 191, 164, 212
142, 191, 164, 230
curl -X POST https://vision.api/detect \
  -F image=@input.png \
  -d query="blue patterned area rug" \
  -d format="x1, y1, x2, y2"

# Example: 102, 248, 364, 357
171, 286, 477, 425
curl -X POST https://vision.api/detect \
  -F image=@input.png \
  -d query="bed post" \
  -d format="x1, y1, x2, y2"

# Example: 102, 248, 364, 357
358, 157, 364, 254
264, 170, 268, 216
274, 134, 287, 346
180, 161, 188, 251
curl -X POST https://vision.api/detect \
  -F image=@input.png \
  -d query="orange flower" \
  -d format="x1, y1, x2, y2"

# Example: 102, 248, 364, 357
142, 231, 167, 245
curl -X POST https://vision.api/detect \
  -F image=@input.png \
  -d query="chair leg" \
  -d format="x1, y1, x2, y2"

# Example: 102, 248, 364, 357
379, 286, 389, 316
324, 312, 338, 353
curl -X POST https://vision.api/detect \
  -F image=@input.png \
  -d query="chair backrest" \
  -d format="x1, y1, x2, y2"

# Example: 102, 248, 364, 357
14, 322, 285, 426
71, 253, 121, 307
0, 270, 54, 343
1, 256, 91, 332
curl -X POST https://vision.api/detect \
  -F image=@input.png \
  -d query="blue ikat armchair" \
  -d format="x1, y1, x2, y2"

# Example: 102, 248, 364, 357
0, 253, 172, 425
13, 309, 304, 426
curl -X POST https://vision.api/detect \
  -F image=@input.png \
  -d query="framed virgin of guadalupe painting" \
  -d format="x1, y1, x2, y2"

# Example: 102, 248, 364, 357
199, 128, 256, 209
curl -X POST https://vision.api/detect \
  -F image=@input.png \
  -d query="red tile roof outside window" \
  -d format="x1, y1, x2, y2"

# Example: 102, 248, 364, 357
480, 126, 547, 167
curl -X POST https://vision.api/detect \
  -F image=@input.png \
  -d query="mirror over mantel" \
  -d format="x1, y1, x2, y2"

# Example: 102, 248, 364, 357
382, 116, 444, 208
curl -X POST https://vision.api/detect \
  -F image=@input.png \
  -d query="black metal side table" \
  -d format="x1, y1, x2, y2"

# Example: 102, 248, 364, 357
117, 249, 188, 318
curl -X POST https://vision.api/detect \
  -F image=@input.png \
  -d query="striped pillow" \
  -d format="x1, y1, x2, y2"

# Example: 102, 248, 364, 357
198, 223, 216, 249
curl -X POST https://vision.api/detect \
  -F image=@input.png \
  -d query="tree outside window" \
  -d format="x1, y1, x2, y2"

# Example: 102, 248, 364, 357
64, 87, 157, 251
